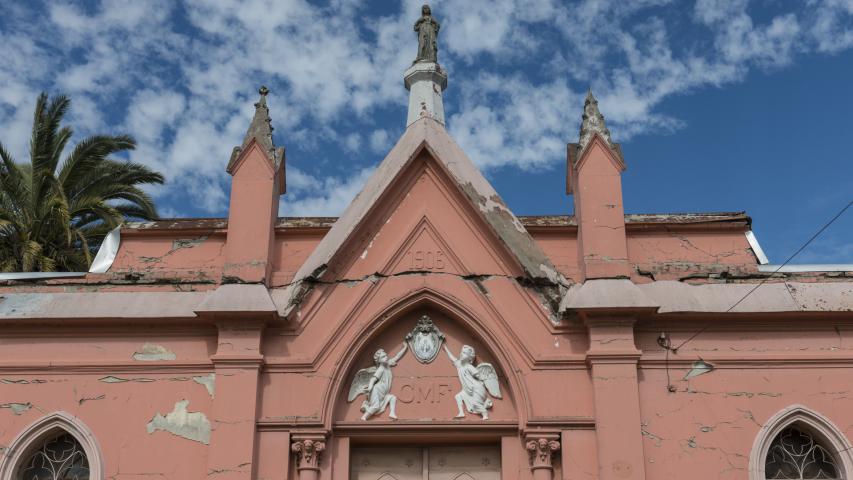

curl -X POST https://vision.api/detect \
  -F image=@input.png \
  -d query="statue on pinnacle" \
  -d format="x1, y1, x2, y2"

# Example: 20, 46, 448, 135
414, 4, 440, 63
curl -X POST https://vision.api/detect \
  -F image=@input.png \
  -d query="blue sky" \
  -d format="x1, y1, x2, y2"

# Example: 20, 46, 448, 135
0, 0, 851, 263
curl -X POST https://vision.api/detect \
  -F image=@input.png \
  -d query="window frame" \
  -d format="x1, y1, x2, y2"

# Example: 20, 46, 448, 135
750, 405, 853, 480
0, 412, 103, 480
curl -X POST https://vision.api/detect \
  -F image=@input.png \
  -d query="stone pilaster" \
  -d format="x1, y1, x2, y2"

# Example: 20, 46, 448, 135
585, 317, 646, 480
291, 434, 327, 480
205, 320, 265, 480
525, 434, 561, 480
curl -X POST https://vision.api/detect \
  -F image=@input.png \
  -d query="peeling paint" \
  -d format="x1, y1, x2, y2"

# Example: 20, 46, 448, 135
99, 375, 155, 383
172, 236, 208, 250
1, 402, 32, 415
146, 399, 211, 444
126, 212, 747, 232
132, 343, 177, 361
78, 394, 105, 405
192, 374, 215, 397
1, 378, 46, 384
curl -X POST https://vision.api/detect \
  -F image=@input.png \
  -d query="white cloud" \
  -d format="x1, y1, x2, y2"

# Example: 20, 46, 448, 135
808, 0, 853, 52
369, 129, 391, 154
126, 90, 187, 143
2, 0, 853, 218
450, 74, 575, 170
343, 132, 363, 152
281, 167, 375, 216
695, 0, 801, 67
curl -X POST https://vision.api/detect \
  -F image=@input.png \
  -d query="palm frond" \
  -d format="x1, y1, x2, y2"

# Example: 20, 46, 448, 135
0, 92, 165, 272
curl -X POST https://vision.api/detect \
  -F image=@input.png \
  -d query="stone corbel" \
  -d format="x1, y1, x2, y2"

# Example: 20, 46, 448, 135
291, 433, 327, 480
525, 434, 561, 480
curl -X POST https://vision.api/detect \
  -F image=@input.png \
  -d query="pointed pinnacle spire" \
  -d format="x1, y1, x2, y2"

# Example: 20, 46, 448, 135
227, 86, 284, 174
577, 88, 613, 152
242, 85, 275, 155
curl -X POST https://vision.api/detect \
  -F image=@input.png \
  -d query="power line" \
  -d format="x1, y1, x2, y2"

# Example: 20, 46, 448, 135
661, 199, 852, 390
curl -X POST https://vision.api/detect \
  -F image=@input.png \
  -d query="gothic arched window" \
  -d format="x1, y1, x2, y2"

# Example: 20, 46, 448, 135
765, 426, 841, 479
15, 431, 90, 480
0, 413, 101, 480
752, 406, 853, 480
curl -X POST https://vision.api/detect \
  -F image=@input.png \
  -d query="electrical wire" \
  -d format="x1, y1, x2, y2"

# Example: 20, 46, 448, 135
660, 199, 852, 390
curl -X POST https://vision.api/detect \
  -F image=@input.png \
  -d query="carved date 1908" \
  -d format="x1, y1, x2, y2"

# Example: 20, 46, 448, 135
405, 250, 445, 270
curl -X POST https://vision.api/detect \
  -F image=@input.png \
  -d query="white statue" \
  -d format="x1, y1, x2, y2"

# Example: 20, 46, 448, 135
347, 344, 408, 420
444, 345, 501, 420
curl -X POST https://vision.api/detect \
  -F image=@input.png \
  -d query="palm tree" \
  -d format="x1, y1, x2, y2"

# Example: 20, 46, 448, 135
0, 92, 164, 272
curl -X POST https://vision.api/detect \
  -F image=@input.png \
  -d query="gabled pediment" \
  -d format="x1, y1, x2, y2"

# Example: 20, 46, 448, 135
278, 118, 567, 317
565, 133, 626, 195
384, 216, 465, 277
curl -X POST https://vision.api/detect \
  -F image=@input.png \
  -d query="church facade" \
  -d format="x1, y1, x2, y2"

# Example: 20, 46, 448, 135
1, 7, 852, 480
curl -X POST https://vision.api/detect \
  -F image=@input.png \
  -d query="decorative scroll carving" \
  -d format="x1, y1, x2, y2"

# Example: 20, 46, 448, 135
291, 438, 326, 471
444, 345, 501, 420
405, 315, 445, 364
348, 343, 408, 420
526, 438, 561, 470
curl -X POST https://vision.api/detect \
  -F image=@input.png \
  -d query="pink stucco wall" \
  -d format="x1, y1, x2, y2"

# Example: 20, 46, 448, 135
1, 119, 850, 480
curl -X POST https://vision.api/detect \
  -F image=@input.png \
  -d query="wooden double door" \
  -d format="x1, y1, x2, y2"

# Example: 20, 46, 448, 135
350, 446, 501, 479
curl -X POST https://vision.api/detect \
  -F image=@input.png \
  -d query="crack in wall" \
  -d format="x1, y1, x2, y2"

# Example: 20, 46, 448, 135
277, 267, 569, 322
100, 376, 156, 383
78, 394, 105, 405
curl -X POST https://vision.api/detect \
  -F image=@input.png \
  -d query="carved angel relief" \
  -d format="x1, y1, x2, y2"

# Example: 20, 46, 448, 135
405, 314, 445, 364
348, 318, 502, 422
348, 344, 407, 421
444, 345, 501, 420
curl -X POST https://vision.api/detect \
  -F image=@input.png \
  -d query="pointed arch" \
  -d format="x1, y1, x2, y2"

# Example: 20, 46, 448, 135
376, 473, 401, 480
322, 287, 530, 427
750, 404, 853, 480
452, 473, 476, 480
0, 411, 103, 480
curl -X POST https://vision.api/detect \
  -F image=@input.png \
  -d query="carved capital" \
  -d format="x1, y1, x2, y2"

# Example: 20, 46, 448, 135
291, 438, 326, 471
526, 437, 561, 470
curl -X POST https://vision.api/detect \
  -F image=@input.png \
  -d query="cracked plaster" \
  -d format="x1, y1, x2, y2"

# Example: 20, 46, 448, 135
0, 403, 32, 415
132, 343, 177, 361
192, 374, 215, 397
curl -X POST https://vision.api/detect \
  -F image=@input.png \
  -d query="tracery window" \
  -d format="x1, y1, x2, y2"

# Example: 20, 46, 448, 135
16, 432, 90, 480
765, 426, 841, 480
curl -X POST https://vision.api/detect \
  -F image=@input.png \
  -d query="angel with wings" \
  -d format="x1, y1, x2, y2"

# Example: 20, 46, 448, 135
347, 343, 407, 421
444, 344, 501, 420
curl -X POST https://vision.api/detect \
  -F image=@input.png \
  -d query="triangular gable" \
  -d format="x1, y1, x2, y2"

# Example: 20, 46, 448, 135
383, 216, 466, 277
565, 133, 625, 195
277, 118, 568, 317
